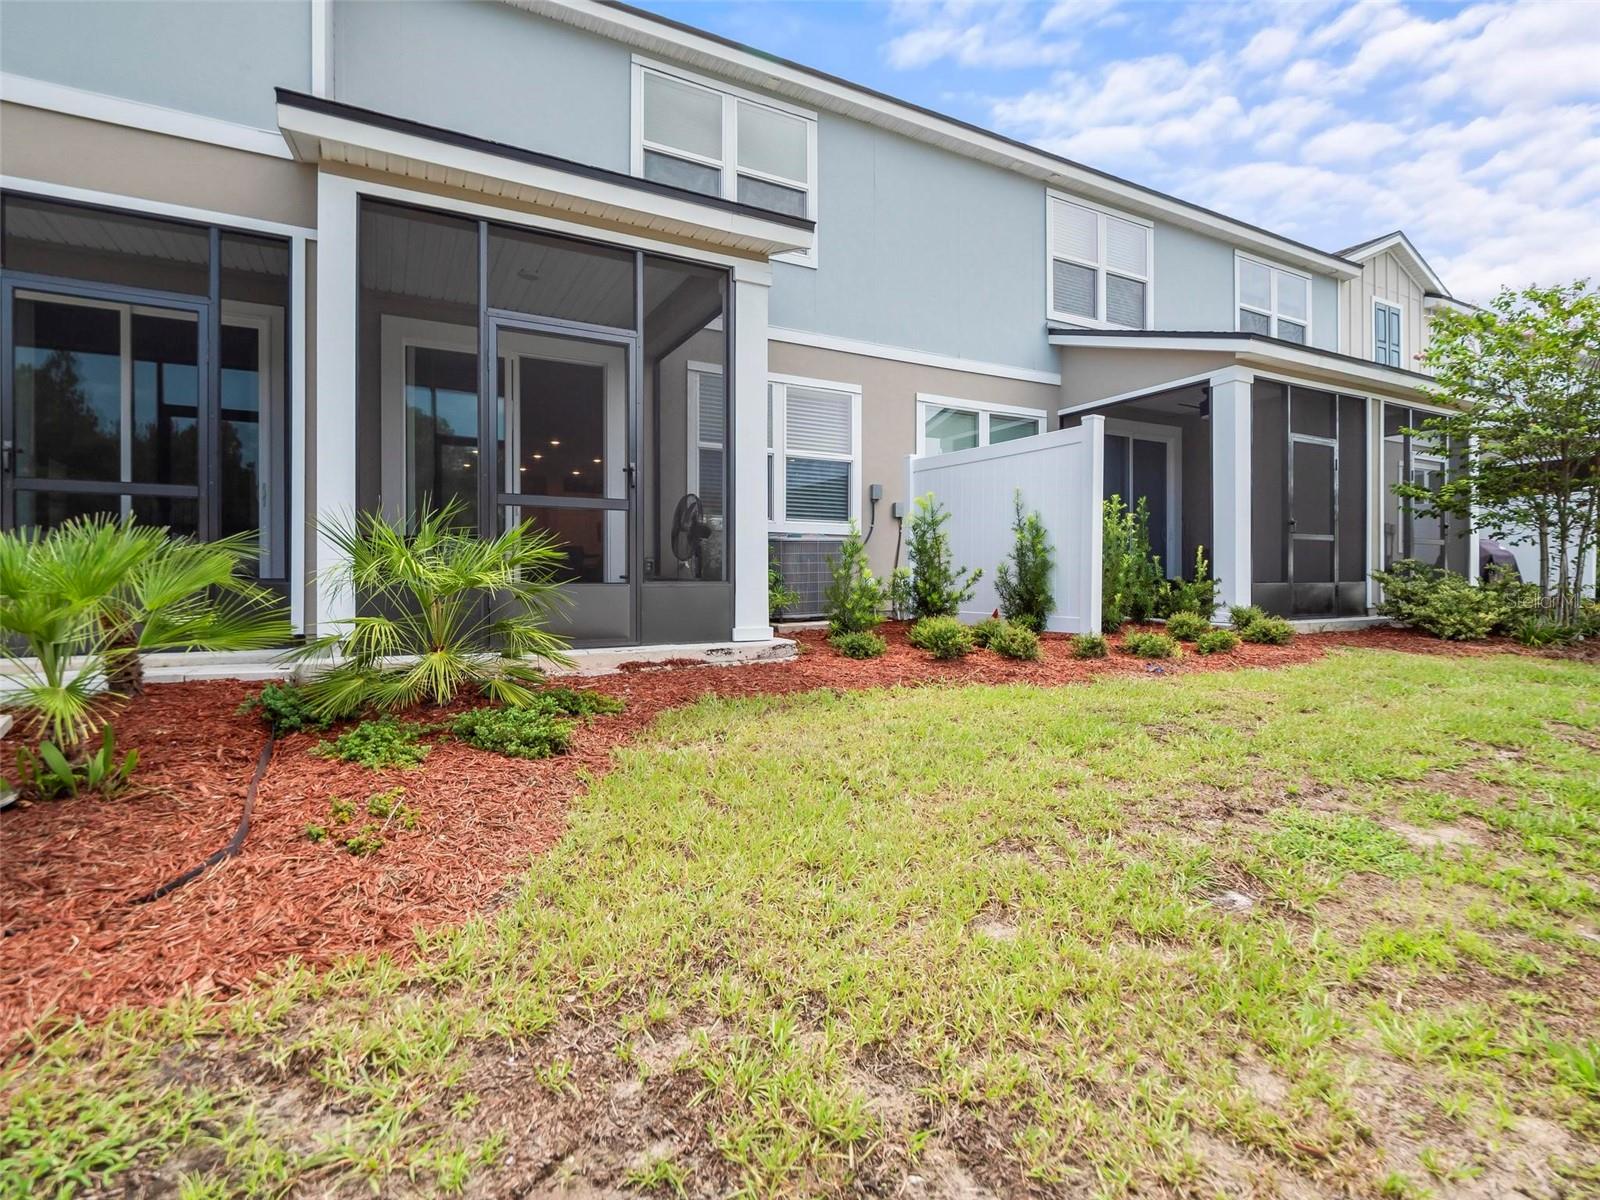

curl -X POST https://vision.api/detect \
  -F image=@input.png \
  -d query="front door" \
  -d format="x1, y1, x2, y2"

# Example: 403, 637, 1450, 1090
490, 323, 635, 645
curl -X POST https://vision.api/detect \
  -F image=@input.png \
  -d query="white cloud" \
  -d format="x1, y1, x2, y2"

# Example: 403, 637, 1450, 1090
889, 0, 1599, 301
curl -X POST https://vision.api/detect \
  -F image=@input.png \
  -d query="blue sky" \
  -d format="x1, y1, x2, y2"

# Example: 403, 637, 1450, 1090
636, 0, 1600, 302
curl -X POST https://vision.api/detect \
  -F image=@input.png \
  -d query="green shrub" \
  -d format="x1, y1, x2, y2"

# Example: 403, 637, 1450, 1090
1241, 616, 1295, 645
1371, 560, 1501, 640
768, 550, 801, 620
315, 718, 434, 769
994, 493, 1053, 632
1101, 495, 1164, 630
1194, 629, 1240, 655
1510, 617, 1582, 648
1121, 631, 1180, 659
971, 616, 1004, 648
1228, 604, 1266, 631
828, 630, 887, 659
12, 726, 138, 800
823, 523, 888, 635
988, 622, 1040, 661
0, 515, 287, 747
887, 567, 915, 622
906, 495, 981, 619
1071, 633, 1108, 659
909, 615, 972, 660
1158, 547, 1220, 619
1164, 611, 1210, 641
450, 705, 573, 759
238, 682, 328, 735
536, 686, 624, 718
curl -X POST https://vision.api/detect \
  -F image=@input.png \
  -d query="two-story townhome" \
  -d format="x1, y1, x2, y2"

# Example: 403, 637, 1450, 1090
0, 0, 1475, 649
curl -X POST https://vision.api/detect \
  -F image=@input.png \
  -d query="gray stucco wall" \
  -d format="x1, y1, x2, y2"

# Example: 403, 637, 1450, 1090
331, 0, 632, 170
1154, 222, 1338, 350
0, 0, 309, 129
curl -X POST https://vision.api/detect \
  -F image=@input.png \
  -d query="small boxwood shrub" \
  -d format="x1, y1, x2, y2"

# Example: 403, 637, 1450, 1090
1121, 631, 1180, 659
909, 615, 972, 660
829, 630, 887, 659
1371, 559, 1502, 641
1071, 632, 1108, 659
1164, 611, 1210, 641
1195, 628, 1239, 655
1240, 616, 1295, 645
1227, 604, 1266, 631
988, 621, 1040, 661
238, 682, 329, 735
451, 706, 574, 760
971, 617, 1004, 648
315, 718, 434, 769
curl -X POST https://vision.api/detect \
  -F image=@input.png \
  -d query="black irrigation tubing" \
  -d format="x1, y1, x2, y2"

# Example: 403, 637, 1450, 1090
131, 732, 276, 906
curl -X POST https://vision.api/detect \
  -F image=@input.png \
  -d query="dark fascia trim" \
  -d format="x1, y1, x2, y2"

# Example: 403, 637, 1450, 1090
1046, 326, 1436, 384
596, 1, 1357, 272
274, 88, 816, 232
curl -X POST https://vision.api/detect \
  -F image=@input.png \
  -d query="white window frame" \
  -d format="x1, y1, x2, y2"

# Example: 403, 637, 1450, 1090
685, 359, 724, 506
1045, 191, 1154, 330
914, 394, 1047, 456
1372, 298, 1403, 368
1235, 252, 1312, 343
631, 56, 819, 268
768, 373, 861, 535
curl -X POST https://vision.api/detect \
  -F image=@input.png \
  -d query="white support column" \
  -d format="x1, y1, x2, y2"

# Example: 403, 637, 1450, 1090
312, 171, 359, 632
1209, 365, 1254, 613
730, 260, 774, 642
1082, 413, 1105, 634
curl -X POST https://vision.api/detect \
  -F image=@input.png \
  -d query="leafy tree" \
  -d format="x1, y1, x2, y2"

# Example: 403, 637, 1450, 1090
293, 501, 570, 717
0, 517, 287, 747
1409, 281, 1600, 619
822, 522, 887, 635
905, 494, 981, 619
994, 491, 1054, 632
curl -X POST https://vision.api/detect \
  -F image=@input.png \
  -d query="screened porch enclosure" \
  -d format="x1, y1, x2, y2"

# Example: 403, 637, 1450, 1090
355, 198, 733, 648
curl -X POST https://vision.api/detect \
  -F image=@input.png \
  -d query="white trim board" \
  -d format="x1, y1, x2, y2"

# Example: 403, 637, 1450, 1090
0, 73, 293, 160
768, 326, 1061, 386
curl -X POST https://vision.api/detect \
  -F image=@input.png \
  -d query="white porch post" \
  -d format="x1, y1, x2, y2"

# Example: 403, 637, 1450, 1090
731, 260, 774, 642
1209, 366, 1254, 614
1083, 413, 1105, 635
312, 171, 359, 632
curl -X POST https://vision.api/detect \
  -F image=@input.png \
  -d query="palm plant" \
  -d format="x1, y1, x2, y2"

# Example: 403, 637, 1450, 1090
292, 502, 571, 718
0, 517, 289, 748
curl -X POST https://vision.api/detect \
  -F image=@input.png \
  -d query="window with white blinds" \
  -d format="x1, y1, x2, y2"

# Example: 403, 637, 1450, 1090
1236, 253, 1310, 344
768, 376, 860, 530
687, 366, 726, 515
634, 60, 817, 262
1048, 194, 1152, 329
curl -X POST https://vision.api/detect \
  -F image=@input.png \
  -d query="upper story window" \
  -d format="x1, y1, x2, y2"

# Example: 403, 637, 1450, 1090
1374, 300, 1402, 367
768, 375, 860, 532
1047, 194, 1152, 330
1236, 254, 1309, 344
917, 395, 1044, 456
633, 59, 817, 264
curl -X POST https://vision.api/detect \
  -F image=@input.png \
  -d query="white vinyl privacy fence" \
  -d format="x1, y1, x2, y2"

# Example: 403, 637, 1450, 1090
907, 415, 1104, 634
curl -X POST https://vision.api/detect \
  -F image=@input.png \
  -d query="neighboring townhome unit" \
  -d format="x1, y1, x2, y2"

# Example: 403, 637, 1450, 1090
0, 0, 1476, 648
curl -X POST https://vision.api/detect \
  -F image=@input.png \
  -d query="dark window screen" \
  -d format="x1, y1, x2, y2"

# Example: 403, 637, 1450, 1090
1251, 380, 1288, 584
1337, 395, 1366, 583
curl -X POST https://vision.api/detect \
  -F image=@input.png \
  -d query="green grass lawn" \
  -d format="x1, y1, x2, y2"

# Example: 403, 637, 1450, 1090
5, 649, 1599, 1199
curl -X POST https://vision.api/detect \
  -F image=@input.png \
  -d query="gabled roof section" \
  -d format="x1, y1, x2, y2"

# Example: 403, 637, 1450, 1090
509, 0, 1362, 280
1337, 230, 1451, 297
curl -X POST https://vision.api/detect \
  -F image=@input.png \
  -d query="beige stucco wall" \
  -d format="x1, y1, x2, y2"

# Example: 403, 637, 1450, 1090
767, 341, 1062, 582
0, 102, 316, 228
1058, 346, 1233, 410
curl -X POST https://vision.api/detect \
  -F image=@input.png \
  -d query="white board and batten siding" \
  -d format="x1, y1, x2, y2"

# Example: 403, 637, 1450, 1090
906, 416, 1104, 634
1341, 249, 1430, 373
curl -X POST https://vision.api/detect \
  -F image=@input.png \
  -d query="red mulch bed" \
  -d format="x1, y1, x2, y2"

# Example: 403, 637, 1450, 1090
0, 624, 1517, 1048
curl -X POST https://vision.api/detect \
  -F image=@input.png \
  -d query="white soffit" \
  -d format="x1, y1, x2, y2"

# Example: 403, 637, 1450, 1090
276, 98, 812, 259
511, 0, 1360, 280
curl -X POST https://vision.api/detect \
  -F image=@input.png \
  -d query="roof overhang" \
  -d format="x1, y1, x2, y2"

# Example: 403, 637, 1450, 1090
512, 0, 1359, 280
1338, 230, 1450, 296
275, 89, 813, 259
1049, 329, 1440, 403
